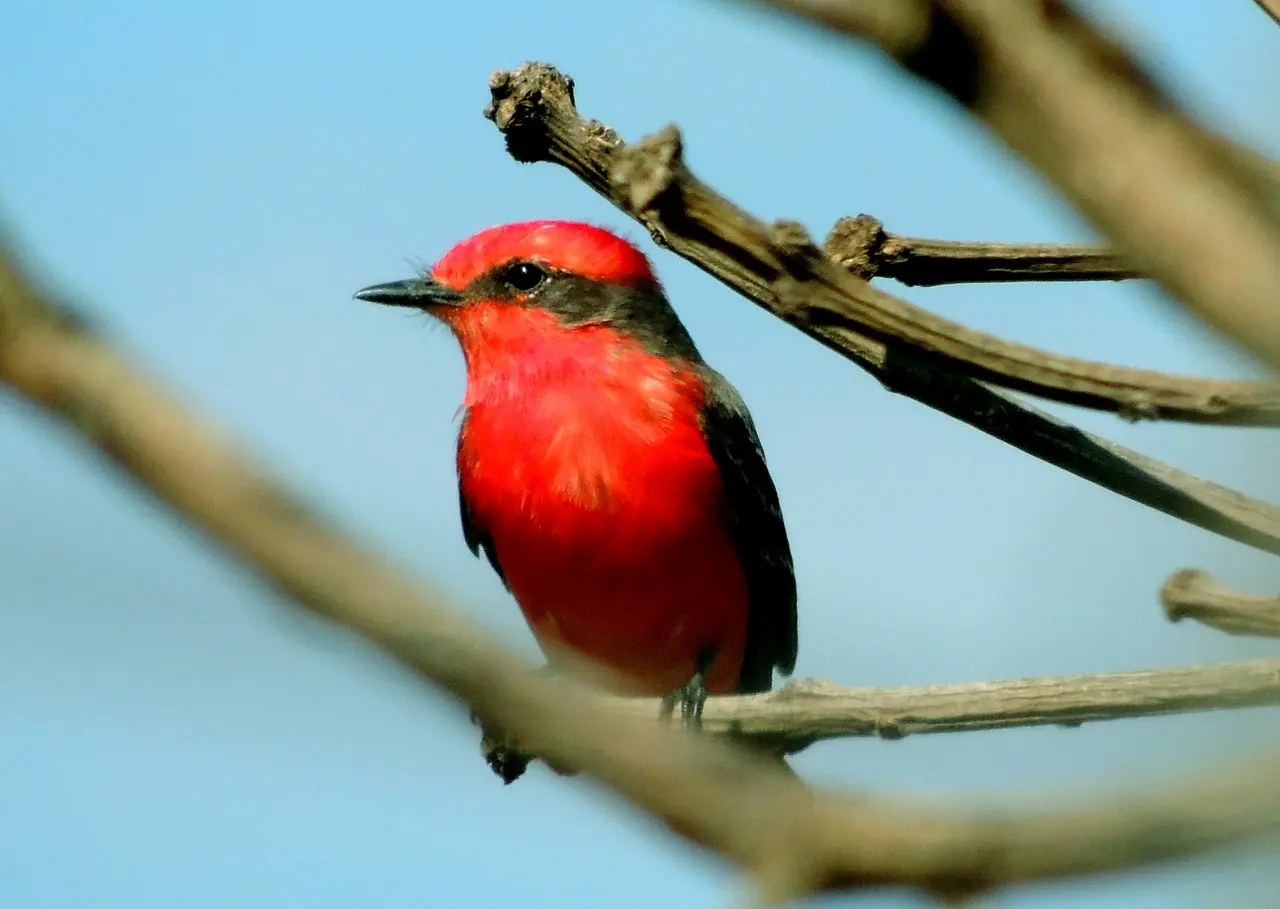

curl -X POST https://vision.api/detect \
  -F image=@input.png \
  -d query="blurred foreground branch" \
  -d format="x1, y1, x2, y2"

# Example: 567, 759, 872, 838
1251, 0, 1280, 29
749, 0, 1280, 366
5, 228, 1280, 901
481, 62, 1280, 558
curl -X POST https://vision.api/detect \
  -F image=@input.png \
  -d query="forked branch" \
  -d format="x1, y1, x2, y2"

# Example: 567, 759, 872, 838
481, 62, 1280, 559
487, 67, 1280, 426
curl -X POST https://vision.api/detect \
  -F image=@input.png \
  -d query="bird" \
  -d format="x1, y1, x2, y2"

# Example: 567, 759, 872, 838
355, 220, 797, 730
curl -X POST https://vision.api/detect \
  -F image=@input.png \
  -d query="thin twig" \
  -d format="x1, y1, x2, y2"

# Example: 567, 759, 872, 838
748, 0, 1280, 367
1163, 570, 1280, 639
481, 62, 1280, 556
825, 214, 1138, 286
5, 231, 1280, 903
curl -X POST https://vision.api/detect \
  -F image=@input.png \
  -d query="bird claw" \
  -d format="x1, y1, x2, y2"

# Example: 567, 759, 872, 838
659, 670, 708, 731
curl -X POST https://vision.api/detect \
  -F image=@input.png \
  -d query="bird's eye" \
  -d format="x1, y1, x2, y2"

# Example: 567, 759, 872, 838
498, 262, 547, 292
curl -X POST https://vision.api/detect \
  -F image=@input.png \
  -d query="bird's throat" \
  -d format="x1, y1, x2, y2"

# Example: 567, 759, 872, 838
454, 304, 714, 535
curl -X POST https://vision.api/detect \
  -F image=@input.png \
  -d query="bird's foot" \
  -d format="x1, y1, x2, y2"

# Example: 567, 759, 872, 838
659, 651, 713, 731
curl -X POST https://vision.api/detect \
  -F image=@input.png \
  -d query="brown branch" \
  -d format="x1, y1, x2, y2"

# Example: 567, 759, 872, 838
486, 67, 1280, 426
1164, 570, 1280, 639
825, 214, 1139, 286
6, 230, 1280, 903
1252, 0, 1280, 28
481, 62, 1280, 557
747, 0, 1280, 367
496, 660, 1280, 765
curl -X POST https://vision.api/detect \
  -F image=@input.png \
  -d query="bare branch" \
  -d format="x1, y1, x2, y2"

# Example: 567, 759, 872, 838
481, 62, 1280, 556
6, 225, 1280, 902
501, 660, 1280, 761
825, 215, 1138, 286
1251, 0, 1280, 28
486, 66, 1280, 426
747, 0, 1280, 367
1164, 570, 1280, 639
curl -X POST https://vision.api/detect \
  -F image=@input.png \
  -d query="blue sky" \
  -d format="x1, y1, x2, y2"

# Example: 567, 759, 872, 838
1, 1, 1278, 907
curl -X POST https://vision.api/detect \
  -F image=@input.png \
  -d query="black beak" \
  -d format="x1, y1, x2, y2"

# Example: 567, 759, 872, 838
353, 278, 463, 308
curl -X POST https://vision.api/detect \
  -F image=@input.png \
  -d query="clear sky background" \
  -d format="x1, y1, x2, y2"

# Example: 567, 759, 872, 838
2, 2, 1279, 907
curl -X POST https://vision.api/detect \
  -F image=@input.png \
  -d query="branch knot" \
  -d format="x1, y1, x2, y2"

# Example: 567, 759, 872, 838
484, 62, 577, 163
610, 125, 685, 216
824, 214, 889, 280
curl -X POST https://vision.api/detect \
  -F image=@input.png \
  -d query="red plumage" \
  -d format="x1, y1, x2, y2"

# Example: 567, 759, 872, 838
452, 302, 748, 693
432, 219, 655, 289
358, 220, 796, 704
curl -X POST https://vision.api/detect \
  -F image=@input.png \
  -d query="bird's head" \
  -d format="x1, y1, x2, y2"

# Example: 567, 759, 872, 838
355, 221, 700, 365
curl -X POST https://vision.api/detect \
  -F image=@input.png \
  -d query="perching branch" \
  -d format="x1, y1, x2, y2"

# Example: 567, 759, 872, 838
481, 62, 1280, 557
824, 214, 1138, 286
505, 660, 1280, 759
747, 0, 1280, 367
1163, 570, 1280, 639
6, 225, 1280, 904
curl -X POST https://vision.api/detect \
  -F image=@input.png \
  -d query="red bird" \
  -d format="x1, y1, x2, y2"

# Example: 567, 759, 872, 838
356, 221, 797, 726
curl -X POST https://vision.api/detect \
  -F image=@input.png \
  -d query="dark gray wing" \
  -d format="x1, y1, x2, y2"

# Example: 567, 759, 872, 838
698, 368, 798, 694
457, 424, 509, 590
